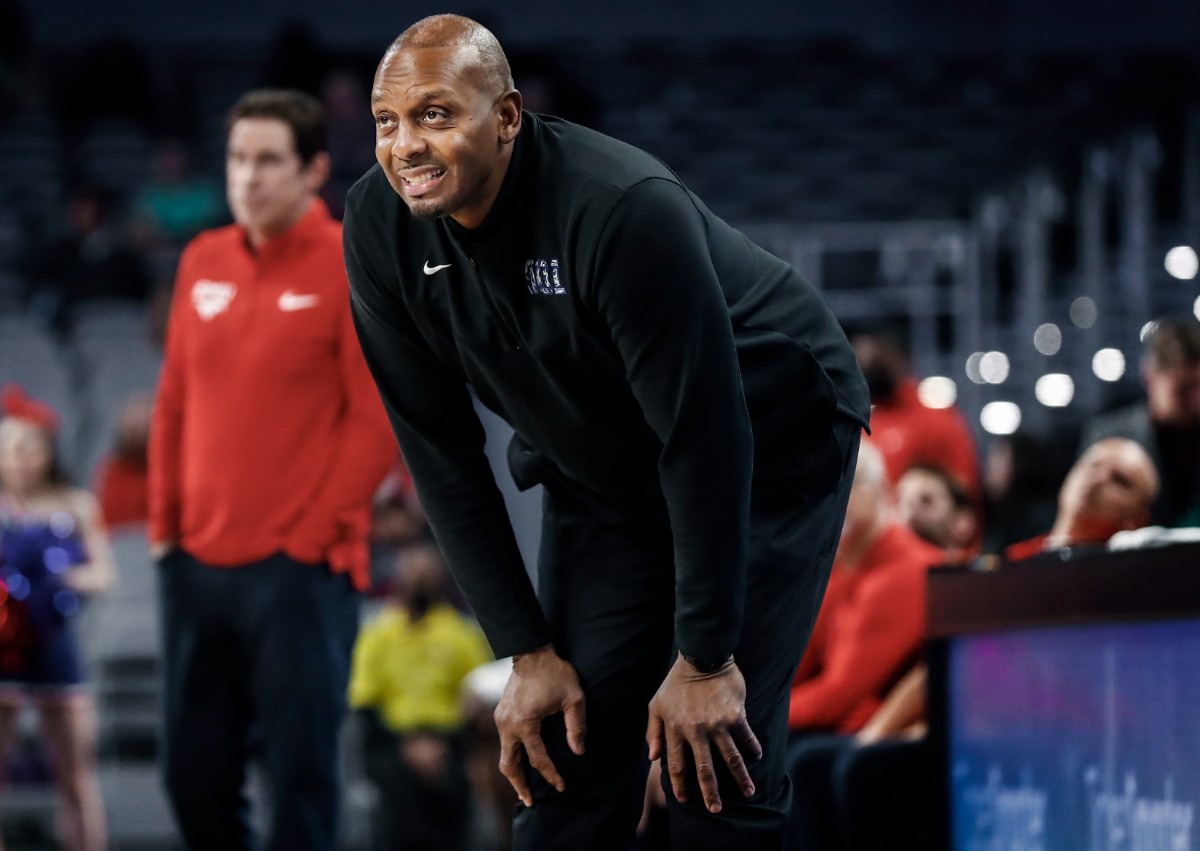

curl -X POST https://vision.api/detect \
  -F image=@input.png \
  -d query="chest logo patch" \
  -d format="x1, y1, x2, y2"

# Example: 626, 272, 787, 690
525, 259, 565, 295
191, 280, 237, 321
278, 290, 320, 312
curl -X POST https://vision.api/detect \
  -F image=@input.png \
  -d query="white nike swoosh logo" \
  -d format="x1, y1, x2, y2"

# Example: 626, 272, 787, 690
423, 261, 452, 275
278, 290, 320, 311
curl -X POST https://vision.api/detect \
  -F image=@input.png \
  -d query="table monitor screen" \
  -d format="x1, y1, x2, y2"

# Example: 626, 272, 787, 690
946, 618, 1199, 850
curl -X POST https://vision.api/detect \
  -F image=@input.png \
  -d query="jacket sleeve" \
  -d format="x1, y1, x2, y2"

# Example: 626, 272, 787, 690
343, 193, 551, 659
286, 274, 399, 565
788, 557, 927, 730
148, 247, 194, 545
589, 178, 754, 664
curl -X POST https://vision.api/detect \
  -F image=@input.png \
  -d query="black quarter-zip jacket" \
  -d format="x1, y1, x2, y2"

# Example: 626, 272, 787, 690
344, 112, 870, 661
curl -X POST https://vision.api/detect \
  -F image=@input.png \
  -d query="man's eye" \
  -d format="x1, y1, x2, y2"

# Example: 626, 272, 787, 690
424, 110, 446, 122
375, 114, 392, 128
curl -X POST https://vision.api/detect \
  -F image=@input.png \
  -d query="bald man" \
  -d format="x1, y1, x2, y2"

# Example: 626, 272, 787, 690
343, 15, 869, 850
1004, 437, 1159, 560
788, 441, 943, 737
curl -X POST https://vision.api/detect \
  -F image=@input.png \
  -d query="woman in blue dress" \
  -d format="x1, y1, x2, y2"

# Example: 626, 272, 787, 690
0, 386, 115, 851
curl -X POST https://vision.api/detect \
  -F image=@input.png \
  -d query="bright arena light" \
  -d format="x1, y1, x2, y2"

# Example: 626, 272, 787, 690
1069, 296, 1098, 329
1092, 348, 1126, 382
1140, 320, 1159, 343
979, 351, 1010, 384
981, 401, 1022, 435
1033, 323, 1062, 355
1165, 246, 1199, 280
917, 376, 958, 409
965, 352, 986, 384
1194, 294, 1200, 323
1035, 373, 1075, 407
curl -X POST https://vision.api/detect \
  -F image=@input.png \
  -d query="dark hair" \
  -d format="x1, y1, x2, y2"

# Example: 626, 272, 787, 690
902, 462, 974, 511
1144, 316, 1200, 369
844, 316, 912, 357
225, 88, 327, 166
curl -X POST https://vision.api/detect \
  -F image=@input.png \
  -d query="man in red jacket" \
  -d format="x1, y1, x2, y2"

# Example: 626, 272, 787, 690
148, 89, 395, 851
1003, 437, 1158, 562
850, 323, 980, 498
787, 440, 943, 736
786, 439, 944, 849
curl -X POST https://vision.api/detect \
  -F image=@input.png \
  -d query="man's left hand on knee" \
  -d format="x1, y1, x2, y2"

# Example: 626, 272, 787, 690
645, 653, 763, 814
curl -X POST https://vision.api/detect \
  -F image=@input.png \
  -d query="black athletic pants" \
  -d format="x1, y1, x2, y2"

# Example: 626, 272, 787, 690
788, 733, 934, 850
512, 419, 860, 851
157, 550, 360, 851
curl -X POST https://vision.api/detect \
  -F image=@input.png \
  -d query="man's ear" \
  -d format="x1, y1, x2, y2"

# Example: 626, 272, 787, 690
497, 90, 523, 144
305, 151, 332, 193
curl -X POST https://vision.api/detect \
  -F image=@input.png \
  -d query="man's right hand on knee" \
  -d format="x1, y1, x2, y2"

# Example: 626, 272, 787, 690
494, 644, 587, 807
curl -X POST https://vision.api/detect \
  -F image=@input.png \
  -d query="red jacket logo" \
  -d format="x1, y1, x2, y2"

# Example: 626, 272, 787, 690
191, 280, 238, 321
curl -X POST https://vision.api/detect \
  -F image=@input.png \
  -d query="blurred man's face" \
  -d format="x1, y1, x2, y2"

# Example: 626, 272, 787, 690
371, 43, 521, 229
851, 335, 906, 403
840, 480, 876, 549
116, 397, 153, 456
395, 547, 448, 618
1144, 362, 1200, 427
1059, 439, 1158, 539
896, 469, 957, 549
226, 117, 324, 245
840, 456, 888, 551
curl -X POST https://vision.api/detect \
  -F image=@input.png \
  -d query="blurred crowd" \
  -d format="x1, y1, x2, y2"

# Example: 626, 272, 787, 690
1, 1, 1198, 847
637, 316, 1199, 850
3, 307, 1195, 849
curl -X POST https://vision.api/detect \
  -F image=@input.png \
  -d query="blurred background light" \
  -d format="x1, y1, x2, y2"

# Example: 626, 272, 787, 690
1033, 323, 1062, 355
1035, 373, 1074, 407
1164, 245, 1199, 280
981, 401, 1022, 435
965, 352, 986, 384
918, 376, 958, 409
1092, 348, 1126, 382
1069, 296, 1098, 329
979, 351, 1010, 384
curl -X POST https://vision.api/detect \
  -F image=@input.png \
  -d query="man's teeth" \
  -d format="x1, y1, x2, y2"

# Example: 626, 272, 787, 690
404, 169, 444, 187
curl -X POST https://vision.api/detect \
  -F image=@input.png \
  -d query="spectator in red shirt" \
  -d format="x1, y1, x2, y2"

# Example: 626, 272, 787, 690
850, 323, 980, 498
92, 393, 153, 532
787, 451, 981, 850
788, 440, 943, 736
1004, 437, 1158, 562
895, 462, 980, 561
783, 437, 1161, 849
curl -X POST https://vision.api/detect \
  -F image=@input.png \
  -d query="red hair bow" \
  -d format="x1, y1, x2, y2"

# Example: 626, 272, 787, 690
1, 384, 60, 434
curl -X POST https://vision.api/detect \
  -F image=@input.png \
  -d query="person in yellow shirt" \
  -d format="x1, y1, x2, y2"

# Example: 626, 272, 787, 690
349, 543, 491, 851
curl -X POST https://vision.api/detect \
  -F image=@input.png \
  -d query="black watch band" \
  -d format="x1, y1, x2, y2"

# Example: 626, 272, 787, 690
683, 652, 732, 674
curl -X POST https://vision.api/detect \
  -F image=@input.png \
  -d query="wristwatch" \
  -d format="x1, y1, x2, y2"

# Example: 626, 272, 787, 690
683, 651, 732, 674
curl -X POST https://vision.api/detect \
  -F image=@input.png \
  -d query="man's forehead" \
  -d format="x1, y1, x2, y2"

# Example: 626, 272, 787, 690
227, 121, 296, 158
229, 116, 291, 141
373, 44, 490, 102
